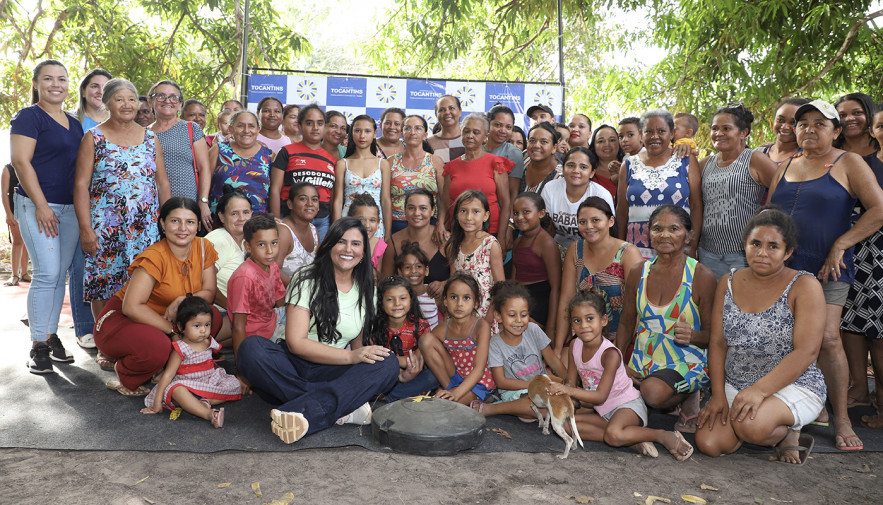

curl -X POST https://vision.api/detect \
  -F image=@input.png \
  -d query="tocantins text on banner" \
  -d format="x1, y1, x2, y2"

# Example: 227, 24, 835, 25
247, 71, 563, 131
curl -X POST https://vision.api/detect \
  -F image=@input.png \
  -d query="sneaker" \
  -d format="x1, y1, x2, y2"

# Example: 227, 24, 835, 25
46, 334, 74, 363
270, 409, 309, 444
336, 402, 372, 426
76, 333, 97, 349
27, 343, 54, 375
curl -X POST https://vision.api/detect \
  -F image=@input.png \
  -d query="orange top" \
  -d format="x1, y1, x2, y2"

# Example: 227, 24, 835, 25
115, 238, 219, 315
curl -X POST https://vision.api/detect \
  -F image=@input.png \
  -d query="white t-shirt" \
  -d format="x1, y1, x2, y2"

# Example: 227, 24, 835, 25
205, 228, 244, 298
540, 178, 615, 251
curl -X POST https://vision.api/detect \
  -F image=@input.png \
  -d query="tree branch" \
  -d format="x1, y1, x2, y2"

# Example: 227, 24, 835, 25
788, 8, 883, 96
36, 10, 68, 59
184, 8, 235, 68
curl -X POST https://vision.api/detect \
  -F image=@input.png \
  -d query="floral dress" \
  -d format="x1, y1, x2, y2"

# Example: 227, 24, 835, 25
341, 159, 385, 237
85, 127, 160, 301
452, 235, 497, 318
209, 141, 273, 214
389, 152, 439, 222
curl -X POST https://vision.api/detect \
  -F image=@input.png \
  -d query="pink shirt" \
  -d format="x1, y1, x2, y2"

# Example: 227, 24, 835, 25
573, 337, 640, 416
226, 259, 285, 339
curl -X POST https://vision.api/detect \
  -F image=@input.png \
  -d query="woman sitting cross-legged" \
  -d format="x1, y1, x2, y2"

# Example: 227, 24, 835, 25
696, 206, 827, 464
235, 217, 399, 443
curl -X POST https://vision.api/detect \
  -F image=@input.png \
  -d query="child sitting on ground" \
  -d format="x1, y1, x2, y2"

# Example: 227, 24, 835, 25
227, 213, 286, 362
367, 275, 439, 401
420, 272, 496, 405
142, 295, 242, 428
546, 291, 694, 460
473, 281, 567, 419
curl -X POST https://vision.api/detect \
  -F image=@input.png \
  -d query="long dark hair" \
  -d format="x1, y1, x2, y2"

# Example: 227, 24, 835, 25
366, 275, 423, 349
589, 124, 625, 162
344, 114, 378, 158
446, 190, 490, 260
286, 217, 374, 345
834, 92, 880, 150
76, 68, 113, 122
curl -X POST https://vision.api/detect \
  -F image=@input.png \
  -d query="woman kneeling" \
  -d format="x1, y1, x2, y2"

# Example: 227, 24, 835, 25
696, 207, 827, 464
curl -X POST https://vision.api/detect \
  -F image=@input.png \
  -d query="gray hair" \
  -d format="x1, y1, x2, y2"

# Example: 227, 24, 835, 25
230, 110, 259, 126
639, 109, 675, 132
461, 112, 489, 133
102, 78, 139, 106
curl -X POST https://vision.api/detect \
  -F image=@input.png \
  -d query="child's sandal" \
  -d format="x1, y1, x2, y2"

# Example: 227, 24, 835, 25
211, 407, 224, 428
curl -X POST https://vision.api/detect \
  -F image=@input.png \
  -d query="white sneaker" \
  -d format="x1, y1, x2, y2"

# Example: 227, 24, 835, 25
77, 333, 97, 349
270, 409, 309, 444
336, 402, 372, 425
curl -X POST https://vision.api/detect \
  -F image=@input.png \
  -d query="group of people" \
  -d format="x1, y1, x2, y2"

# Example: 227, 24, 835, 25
8, 58, 883, 462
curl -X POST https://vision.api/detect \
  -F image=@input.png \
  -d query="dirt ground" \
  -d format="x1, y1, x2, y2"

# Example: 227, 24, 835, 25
1, 446, 880, 504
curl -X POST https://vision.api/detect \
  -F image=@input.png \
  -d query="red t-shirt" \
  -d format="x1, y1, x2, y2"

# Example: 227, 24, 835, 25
272, 142, 336, 217
443, 153, 513, 234
226, 259, 285, 339
593, 174, 617, 204
386, 318, 431, 357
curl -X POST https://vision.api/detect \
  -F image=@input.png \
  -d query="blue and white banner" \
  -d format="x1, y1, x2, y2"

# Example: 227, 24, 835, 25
247, 72, 563, 131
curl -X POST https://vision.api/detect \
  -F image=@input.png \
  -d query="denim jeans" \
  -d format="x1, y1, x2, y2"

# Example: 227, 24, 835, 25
698, 247, 748, 280
15, 194, 79, 342
385, 368, 440, 402
69, 243, 95, 337
311, 215, 329, 242
236, 336, 399, 435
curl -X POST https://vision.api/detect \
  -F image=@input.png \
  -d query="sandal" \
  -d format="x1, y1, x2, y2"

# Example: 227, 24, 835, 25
4, 276, 20, 287
96, 352, 116, 371
668, 431, 694, 461
20, 274, 31, 282
770, 433, 814, 465
105, 380, 150, 396
674, 412, 698, 433
469, 399, 485, 415
211, 407, 224, 429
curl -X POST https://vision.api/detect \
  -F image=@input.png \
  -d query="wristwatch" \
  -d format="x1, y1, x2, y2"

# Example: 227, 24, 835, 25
199, 197, 209, 203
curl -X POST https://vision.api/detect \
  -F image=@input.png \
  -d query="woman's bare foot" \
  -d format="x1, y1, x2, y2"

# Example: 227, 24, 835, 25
661, 430, 694, 461
812, 408, 830, 426
834, 419, 863, 451
632, 441, 658, 458
861, 414, 883, 429
770, 429, 802, 464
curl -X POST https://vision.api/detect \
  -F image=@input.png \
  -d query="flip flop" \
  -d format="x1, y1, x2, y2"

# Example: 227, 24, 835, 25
835, 432, 864, 451
674, 413, 698, 434
105, 380, 150, 396
846, 397, 871, 409
469, 399, 486, 415
20, 274, 32, 282
771, 433, 814, 465
669, 431, 694, 461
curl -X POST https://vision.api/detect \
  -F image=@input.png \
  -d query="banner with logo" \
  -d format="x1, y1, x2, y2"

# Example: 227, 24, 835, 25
247, 72, 563, 131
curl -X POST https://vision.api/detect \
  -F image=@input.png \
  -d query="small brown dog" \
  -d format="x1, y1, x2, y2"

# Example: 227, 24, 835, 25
528, 374, 583, 459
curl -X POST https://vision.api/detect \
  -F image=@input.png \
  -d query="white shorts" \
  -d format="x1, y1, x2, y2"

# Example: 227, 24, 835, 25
724, 382, 824, 430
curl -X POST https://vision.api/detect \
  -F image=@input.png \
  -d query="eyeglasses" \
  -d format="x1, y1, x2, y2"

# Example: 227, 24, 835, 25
150, 93, 181, 104
403, 126, 425, 133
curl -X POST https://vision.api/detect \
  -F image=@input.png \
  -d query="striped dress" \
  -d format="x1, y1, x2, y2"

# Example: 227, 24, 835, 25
144, 338, 241, 411
629, 256, 709, 393
699, 148, 765, 255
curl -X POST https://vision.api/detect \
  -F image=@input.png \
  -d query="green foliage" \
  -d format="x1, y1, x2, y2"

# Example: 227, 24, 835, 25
367, 0, 882, 147
0, 0, 311, 125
